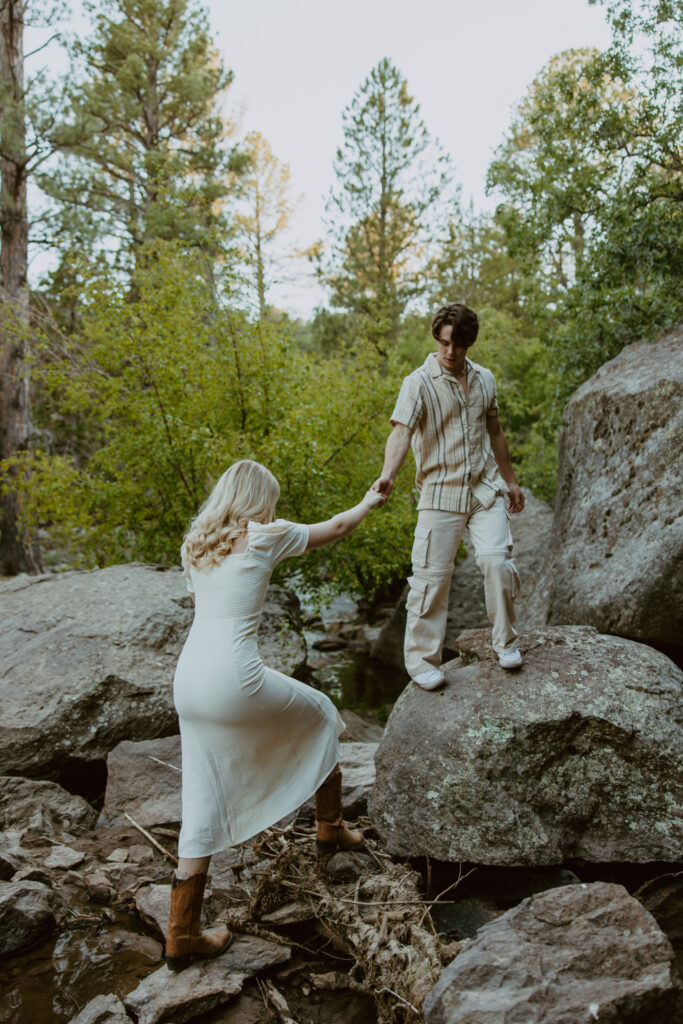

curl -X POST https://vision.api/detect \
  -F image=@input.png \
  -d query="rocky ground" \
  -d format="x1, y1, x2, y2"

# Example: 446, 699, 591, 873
1, 649, 682, 1024
2, 328, 683, 1021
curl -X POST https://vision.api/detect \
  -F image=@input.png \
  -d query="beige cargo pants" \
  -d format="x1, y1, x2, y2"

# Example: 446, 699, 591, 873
404, 495, 520, 677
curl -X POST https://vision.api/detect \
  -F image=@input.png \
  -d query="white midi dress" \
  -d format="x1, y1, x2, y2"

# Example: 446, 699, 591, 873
174, 519, 344, 858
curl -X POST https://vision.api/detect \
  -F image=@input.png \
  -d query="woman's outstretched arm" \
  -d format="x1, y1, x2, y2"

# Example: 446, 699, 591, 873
305, 489, 385, 551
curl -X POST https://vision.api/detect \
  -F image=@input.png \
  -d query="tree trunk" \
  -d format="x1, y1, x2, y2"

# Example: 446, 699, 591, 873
0, 0, 42, 574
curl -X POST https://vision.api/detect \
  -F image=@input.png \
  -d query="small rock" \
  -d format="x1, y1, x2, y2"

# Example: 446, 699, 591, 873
124, 934, 291, 1024
430, 895, 501, 940
322, 852, 366, 881
106, 847, 129, 863
97, 929, 163, 962
312, 637, 348, 651
68, 993, 130, 1023
128, 844, 154, 863
44, 845, 85, 870
423, 882, 681, 1024
0, 880, 65, 956
339, 710, 384, 743
85, 870, 114, 904
11, 866, 52, 887
135, 883, 171, 939
310, 970, 355, 990
0, 841, 22, 881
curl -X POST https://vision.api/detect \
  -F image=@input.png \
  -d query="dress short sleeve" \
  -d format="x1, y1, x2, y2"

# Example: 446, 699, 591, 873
182, 561, 195, 594
247, 519, 310, 569
390, 374, 423, 430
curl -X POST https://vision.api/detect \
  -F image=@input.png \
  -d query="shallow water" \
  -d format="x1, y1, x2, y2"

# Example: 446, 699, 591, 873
0, 909, 161, 1024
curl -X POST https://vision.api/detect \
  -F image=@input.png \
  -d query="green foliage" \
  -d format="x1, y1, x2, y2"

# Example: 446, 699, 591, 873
14, 243, 416, 597
487, 17, 683, 396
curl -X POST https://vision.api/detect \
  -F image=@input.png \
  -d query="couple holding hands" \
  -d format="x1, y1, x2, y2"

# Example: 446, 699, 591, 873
165, 302, 525, 971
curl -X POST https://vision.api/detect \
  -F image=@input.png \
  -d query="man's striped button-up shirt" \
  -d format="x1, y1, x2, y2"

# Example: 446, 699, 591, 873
390, 352, 505, 513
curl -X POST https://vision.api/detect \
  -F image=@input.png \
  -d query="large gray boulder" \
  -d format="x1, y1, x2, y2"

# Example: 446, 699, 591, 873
423, 882, 682, 1024
371, 488, 553, 669
370, 626, 683, 865
535, 325, 683, 645
0, 564, 306, 779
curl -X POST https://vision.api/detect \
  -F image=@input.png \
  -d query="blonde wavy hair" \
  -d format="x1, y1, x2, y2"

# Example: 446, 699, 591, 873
181, 460, 280, 570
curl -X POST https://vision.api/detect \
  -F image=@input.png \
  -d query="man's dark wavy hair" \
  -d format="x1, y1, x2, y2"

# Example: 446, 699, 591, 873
431, 303, 479, 346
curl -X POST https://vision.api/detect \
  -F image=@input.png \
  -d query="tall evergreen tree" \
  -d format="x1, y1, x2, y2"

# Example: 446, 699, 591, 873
0, 0, 65, 573
41, 0, 245, 266
321, 57, 452, 350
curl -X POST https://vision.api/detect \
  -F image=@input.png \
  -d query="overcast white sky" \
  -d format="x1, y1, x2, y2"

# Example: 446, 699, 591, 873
35, 0, 613, 316
209, 0, 612, 315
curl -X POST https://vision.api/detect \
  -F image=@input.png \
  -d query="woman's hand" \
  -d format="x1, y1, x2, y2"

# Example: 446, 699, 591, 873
362, 488, 387, 510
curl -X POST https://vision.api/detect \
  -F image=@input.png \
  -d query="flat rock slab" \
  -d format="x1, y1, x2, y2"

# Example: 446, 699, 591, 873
124, 934, 291, 1024
423, 882, 681, 1024
68, 993, 131, 1023
371, 626, 683, 865
0, 880, 65, 957
44, 845, 85, 870
0, 564, 306, 778
538, 325, 683, 646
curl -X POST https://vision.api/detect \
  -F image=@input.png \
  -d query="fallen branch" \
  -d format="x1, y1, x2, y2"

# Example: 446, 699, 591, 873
124, 812, 178, 865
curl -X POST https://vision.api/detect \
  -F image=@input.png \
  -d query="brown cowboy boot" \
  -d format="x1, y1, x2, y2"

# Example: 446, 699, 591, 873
315, 765, 364, 858
164, 871, 232, 972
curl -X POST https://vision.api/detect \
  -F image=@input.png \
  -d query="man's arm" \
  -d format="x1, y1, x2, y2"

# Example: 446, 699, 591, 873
371, 422, 413, 498
486, 413, 525, 513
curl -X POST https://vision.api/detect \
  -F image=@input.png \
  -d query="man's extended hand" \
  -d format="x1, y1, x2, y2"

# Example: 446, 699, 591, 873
371, 476, 394, 499
507, 483, 525, 514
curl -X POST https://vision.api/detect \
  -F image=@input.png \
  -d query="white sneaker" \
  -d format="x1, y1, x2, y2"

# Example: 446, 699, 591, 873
412, 668, 446, 690
498, 646, 523, 669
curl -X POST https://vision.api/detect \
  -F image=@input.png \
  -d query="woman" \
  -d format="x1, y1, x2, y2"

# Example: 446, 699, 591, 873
165, 459, 385, 972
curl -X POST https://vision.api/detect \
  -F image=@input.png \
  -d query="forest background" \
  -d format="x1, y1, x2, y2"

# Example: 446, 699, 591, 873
0, 0, 680, 604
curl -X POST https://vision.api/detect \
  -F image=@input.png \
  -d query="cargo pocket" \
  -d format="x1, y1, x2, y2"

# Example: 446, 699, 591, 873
411, 526, 431, 570
509, 559, 521, 598
406, 575, 429, 618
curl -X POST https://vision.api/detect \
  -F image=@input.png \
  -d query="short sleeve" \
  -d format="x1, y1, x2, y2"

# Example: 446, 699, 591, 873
390, 374, 423, 430
487, 372, 499, 415
181, 548, 195, 594
248, 519, 310, 568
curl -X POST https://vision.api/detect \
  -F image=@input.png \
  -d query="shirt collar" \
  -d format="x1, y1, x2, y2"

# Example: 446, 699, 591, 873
425, 352, 478, 382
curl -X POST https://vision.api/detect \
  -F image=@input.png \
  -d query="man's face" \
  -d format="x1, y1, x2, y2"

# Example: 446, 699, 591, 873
435, 323, 473, 373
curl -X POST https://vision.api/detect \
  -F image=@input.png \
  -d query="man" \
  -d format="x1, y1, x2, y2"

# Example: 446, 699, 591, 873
372, 302, 525, 689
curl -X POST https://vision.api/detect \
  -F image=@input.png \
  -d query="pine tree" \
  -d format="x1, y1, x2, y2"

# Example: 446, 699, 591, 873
0, 0, 64, 573
41, 0, 245, 266
321, 57, 452, 351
